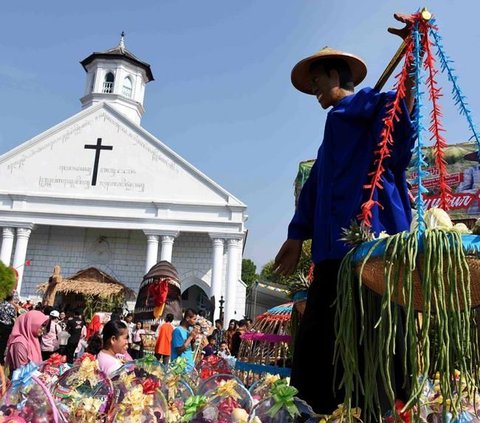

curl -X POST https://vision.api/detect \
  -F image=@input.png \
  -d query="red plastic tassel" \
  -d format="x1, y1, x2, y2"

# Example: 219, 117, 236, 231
421, 21, 451, 209
359, 27, 415, 225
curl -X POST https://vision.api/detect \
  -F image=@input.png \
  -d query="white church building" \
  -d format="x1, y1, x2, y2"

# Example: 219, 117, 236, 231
0, 35, 248, 324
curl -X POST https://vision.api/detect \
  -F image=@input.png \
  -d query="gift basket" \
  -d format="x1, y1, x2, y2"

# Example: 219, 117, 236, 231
140, 331, 157, 355
248, 380, 316, 423
51, 353, 114, 423
109, 355, 168, 421
154, 358, 194, 422
197, 355, 232, 381
38, 353, 71, 388
198, 373, 242, 394
132, 355, 166, 379
235, 303, 292, 386
108, 369, 168, 423
166, 356, 198, 391
0, 362, 64, 423
334, 8, 480, 422
110, 356, 166, 386
248, 374, 281, 404
194, 374, 253, 422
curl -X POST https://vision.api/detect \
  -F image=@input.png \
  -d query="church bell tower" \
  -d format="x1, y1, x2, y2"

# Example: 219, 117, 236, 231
79, 32, 154, 125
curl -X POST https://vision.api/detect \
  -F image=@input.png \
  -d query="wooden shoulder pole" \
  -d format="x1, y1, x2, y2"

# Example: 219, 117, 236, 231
374, 8, 432, 91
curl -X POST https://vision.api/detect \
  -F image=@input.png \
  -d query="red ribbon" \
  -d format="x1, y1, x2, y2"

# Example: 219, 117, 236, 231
46, 353, 66, 367
142, 378, 161, 395
78, 352, 96, 363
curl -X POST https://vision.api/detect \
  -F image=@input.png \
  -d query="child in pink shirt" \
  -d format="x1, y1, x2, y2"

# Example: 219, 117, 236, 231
97, 320, 129, 377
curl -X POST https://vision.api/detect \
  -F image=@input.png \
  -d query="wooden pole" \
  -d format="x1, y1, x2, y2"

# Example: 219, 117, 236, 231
374, 8, 432, 91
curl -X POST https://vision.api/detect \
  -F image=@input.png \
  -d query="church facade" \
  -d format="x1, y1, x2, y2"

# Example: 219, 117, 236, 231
0, 35, 247, 324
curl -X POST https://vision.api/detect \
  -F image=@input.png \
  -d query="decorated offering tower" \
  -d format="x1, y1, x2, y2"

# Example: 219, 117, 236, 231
134, 261, 183, 325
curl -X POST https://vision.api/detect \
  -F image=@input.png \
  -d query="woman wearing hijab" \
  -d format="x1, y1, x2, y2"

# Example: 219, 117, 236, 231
5, 310, 48, 372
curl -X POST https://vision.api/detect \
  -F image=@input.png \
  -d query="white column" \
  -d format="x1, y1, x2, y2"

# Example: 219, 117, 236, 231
224, 237, 242, 325
145, 234, 160, 273
0, 228, 15, 265
12, 227, 32, 296
210, 237, 225, 320
160, 232, 178, 262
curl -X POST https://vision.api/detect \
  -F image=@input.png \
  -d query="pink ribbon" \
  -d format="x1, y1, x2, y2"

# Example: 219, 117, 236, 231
241, 332, 291, 343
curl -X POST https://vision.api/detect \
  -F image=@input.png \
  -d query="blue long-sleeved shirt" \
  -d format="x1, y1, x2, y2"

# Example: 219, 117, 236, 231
288, 87, 415, 263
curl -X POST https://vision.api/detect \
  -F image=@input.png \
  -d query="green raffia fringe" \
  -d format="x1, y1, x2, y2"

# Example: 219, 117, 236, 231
334, 229, 478, 422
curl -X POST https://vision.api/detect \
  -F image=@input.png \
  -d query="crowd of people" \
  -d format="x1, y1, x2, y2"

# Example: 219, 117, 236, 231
0, 297, 255, 380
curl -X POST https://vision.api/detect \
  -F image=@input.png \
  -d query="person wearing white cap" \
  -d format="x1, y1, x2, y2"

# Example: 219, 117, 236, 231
274, 13, 418, 415
40, 309, 61, 360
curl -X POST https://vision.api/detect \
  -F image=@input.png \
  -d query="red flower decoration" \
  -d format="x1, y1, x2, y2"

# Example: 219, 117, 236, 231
47, 353, 66, 367
142, 378, 161, 395
77, 352, 96, 363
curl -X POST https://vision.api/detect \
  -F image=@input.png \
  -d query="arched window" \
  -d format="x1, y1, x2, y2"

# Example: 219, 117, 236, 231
89, 72, 96, 92
103, 72, 114, 93
122, 76, 133, 98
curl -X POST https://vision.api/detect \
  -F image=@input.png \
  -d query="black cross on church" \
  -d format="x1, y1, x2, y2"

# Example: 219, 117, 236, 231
84, 138, 113, 186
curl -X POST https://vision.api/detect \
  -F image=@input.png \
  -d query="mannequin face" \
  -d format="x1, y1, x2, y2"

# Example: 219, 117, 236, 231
310, 64, 339, 109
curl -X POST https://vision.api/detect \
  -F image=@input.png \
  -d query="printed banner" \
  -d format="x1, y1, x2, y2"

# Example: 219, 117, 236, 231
295, 141, 480, 220
406, 141, 480, 219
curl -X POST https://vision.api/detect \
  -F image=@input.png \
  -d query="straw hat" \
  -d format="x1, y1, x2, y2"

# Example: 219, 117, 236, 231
291, 46, 367, 95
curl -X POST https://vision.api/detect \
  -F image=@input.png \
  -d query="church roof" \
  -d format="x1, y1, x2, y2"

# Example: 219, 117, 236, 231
37, 267, 135, 300
0, 102, 246, 208
80, 33, 154, 82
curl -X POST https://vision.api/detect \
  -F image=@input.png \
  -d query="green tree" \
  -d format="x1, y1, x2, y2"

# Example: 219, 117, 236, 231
259, 260, 289, 285
0, 262, 16, 301
241, 258, 258, 289
259, 240, 313, 287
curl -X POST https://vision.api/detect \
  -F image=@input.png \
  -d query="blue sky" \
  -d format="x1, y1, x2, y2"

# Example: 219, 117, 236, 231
0, 0, 478, 271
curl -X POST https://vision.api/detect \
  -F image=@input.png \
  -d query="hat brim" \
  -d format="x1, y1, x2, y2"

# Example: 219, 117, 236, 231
291, 51, 367, 95
464, 152, 480, 161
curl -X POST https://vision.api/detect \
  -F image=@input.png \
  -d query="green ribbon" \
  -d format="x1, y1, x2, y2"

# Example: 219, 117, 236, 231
267, 381, 300, 419
137, 354, 157, 366
170, 357, 187, 375
181, 395, 208, 422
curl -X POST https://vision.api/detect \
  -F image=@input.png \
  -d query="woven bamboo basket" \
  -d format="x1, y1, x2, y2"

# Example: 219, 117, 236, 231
354, 234, 480, 311
235, 303, 292, 386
